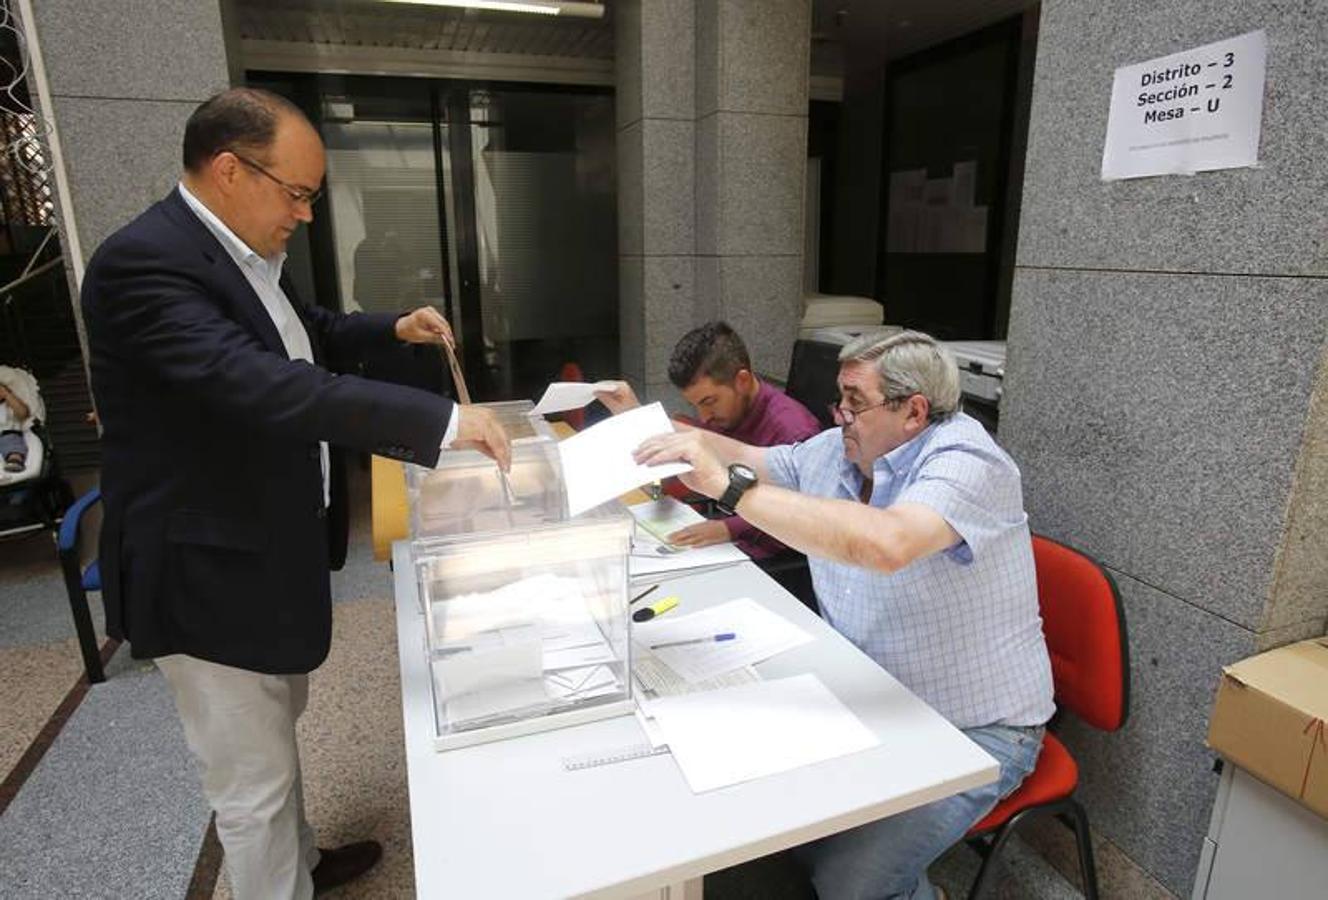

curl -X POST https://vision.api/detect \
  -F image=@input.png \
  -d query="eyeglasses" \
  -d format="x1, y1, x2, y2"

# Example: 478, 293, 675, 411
829, 395, 908, 426
230, 153, 323, 206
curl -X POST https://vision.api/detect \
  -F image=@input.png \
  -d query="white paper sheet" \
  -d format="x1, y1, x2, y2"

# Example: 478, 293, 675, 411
557, 403, 692, 516
631, 597, 813, 682
531, 380, 620, 416
648, 673, 879, 793
629, 536, 748, 578
1101, 30, 1267, 180
633, 651, 763, 748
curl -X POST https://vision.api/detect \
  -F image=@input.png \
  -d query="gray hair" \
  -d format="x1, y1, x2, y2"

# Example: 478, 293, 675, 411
837, 330, 961, 422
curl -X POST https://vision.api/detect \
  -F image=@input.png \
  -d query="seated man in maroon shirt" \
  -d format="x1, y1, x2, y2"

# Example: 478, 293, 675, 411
597, 321, 822, 560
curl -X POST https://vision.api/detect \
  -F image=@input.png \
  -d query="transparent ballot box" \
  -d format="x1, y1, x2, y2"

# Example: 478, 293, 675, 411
406, 434, 565, 541
413, 508, 635, 750
424, 399, 554, 462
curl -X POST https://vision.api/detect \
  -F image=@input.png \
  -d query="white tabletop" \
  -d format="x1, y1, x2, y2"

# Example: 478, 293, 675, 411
393, 545, 998, 899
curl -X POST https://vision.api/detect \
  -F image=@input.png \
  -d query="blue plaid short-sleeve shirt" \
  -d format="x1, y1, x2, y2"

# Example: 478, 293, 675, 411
766, 412, 1054, 728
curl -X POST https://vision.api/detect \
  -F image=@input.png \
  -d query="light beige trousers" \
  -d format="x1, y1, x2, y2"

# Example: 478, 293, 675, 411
157, 654, 321, 900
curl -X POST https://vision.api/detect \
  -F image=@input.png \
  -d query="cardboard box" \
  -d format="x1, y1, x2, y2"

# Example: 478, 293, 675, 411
1207, 637, 1328, 819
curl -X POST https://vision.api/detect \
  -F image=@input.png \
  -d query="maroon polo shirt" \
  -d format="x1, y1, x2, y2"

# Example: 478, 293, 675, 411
707, 381, 821, 559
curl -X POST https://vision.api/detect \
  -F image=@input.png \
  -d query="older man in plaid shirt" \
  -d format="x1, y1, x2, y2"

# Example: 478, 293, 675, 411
634, 330, 1054, 900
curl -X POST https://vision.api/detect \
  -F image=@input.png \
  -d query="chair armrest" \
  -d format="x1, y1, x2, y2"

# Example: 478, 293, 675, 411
57, 487, 101, 554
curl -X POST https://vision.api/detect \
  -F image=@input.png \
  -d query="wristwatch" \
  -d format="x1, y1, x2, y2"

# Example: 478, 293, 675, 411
715, 463, 758, 516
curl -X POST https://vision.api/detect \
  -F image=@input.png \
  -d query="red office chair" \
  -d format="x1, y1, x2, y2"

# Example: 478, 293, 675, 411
557, 362, 587, 430
964, 534, 1129, 900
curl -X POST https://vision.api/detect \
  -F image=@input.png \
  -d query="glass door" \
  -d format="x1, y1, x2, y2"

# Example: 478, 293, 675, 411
251, 73, 618, 402
445, 86, 618, 400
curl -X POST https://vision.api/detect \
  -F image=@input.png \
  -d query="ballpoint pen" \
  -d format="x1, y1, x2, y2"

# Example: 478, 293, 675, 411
649, 632, 736, 650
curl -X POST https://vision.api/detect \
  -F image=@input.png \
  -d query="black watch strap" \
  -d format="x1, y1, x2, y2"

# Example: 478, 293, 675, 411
716, 465, 757, 516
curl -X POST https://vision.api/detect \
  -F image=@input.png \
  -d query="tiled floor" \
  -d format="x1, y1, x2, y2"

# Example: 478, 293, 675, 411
0, 467, 1087, 899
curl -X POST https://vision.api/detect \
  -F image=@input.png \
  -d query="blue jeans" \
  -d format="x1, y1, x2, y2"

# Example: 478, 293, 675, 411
795, 724, 1044, 900
0, 429, 25, 463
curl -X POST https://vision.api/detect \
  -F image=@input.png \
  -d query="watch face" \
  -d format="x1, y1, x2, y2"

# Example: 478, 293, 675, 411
731, 463, 756, 481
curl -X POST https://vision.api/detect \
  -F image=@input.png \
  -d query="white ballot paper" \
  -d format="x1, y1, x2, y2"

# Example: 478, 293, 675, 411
557, 403, 691, 516
531, 381, 620, 416
631, 598, 813, 682
649, 673, 879, 793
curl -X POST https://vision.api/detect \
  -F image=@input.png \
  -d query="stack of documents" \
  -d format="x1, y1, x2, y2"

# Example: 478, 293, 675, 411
632, 651, 763, 749
630, 496, 706, 546
628, 498, 749, 577
625, 600, 875, 792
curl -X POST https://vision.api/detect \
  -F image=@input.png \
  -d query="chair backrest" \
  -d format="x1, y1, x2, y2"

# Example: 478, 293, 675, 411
1032, 534, 1129, 732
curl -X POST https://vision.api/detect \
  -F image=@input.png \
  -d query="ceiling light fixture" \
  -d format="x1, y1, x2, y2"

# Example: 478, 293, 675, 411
380, 0, 605, 18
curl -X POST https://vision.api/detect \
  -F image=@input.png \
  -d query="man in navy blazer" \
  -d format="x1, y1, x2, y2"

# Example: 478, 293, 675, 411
82, 88, 509, 899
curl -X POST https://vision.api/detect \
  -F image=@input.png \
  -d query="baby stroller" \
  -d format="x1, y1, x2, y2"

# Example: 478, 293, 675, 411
0, 366, 75, 539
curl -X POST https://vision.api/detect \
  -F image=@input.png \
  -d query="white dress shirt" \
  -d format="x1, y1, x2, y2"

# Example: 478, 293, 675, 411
179, 183, 333, 506
179, 184, 460, 489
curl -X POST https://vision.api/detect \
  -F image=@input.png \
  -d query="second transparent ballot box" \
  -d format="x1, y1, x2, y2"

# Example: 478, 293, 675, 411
413, 508, 635, 750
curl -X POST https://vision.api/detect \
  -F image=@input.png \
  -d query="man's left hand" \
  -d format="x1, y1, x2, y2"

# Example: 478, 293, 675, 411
667, 520, 730, 548
633, 431, 727, 499
395, 306, 455, 348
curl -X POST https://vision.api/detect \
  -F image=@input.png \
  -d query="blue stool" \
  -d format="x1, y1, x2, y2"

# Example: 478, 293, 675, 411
57, 488, 106, 683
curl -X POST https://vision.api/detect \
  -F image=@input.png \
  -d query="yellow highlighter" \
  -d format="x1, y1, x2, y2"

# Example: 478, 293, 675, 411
632, 595, 679, 623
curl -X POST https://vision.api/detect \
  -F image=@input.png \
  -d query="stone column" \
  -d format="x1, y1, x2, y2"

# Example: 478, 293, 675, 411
615, 0, 696, 405
1000, 2, 1328, 895
694, 0, 810, 381
23, 0, 231, 280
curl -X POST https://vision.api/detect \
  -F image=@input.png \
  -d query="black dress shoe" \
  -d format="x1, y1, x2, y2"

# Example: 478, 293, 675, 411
312, 840, 383, 895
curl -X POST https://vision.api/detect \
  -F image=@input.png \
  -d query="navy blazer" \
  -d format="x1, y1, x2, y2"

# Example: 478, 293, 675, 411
82, 189, 453, 674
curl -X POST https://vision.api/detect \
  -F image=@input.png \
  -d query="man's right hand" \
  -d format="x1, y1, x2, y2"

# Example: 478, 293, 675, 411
593, 380, 641, 415
452, 405, 512, 472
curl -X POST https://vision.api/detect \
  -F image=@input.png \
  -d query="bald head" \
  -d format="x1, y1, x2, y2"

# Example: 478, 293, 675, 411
183, 88, 311, 173
180, 88, 326, 259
